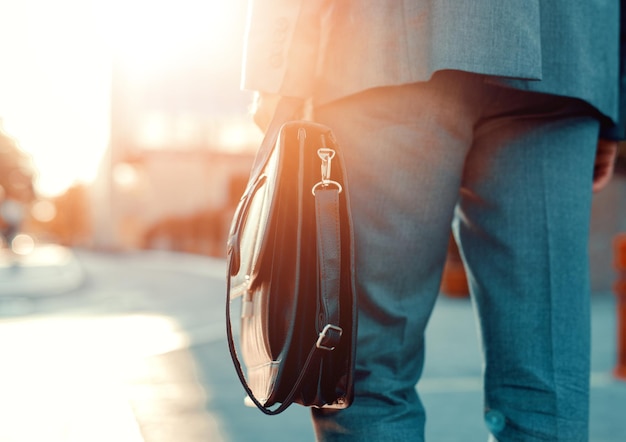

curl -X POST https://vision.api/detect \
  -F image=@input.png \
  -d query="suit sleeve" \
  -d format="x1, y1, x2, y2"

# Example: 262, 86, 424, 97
241, 0, 330, 99
600, 1, 626, 140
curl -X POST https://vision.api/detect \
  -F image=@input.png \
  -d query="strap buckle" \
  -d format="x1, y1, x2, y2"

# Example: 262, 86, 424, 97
316, 324, 343, 351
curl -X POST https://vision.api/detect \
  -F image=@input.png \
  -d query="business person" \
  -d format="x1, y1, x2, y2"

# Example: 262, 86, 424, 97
241, 1, 624, 440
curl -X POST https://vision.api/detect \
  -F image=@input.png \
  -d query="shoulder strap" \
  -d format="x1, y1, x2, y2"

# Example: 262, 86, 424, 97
314, 187, 343, 350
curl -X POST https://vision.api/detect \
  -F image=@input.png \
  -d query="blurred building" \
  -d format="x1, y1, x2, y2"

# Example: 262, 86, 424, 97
88, 0, 260, 257
90, 86, 258, 256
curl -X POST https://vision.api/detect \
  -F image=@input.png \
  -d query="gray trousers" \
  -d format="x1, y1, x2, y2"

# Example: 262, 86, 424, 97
311, 71, 599, 441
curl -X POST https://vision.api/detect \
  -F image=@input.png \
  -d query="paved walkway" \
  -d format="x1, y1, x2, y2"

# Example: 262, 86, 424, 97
0, 244, 85, 299
0, 247, 624, 441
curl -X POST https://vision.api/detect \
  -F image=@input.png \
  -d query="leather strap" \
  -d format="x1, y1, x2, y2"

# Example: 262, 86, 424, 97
314, 188, 343, 350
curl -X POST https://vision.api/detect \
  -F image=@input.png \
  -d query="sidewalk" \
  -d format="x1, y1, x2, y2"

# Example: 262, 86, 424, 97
0, 244, 85, 298
0, 246, 139, 442
0, 249, 624, 441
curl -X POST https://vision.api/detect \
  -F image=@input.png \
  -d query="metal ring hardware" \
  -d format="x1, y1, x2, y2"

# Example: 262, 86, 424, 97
312, 147, 342, 195
312, 180, 343, 196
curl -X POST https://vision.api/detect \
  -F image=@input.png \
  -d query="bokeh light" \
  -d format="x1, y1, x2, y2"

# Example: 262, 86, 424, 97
11, 233, 35, 255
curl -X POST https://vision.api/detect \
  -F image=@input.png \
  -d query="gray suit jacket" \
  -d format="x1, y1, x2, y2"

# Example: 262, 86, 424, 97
242, 0, 624, 138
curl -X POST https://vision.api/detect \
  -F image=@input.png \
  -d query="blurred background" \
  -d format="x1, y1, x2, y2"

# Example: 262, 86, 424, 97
0, 0, 625, 277
0, 0, 259, 257
1, 1, 626, 441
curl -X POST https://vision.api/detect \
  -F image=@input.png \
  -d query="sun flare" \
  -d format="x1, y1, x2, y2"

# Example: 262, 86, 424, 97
0, 0, 245, 197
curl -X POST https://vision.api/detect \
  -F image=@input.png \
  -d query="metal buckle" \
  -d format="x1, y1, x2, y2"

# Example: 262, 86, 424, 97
318, 148, 335, 182
312, 147, 343, 196
316, 324, 343, 351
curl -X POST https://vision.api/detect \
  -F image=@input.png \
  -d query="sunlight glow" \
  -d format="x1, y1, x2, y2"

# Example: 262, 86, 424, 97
0, 0, 243, 197
0, 0, 111, 197
0, 313, 190, 441
99, 0, 237, 70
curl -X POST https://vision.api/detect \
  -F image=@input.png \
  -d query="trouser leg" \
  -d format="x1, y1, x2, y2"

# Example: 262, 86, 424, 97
454, 90, 598, 441
311, 72, 485, 441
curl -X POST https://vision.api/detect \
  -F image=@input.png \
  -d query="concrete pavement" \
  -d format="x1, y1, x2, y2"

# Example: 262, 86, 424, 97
0, 247, 625, 441
0, 244, 85, 299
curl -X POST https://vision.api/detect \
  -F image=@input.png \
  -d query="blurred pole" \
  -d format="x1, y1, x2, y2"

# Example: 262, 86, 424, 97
92, 56, 123, 250
615, 233, 626, 380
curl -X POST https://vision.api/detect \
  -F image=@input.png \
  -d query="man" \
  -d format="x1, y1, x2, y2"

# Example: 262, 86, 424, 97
241, 1, 623, 440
